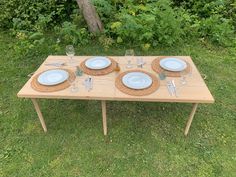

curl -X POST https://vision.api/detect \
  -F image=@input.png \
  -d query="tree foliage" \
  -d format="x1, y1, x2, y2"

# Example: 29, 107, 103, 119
0, 0, 235, 47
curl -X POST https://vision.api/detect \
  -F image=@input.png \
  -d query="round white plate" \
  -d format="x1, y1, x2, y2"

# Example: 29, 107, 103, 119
85, 57, 111, 70
37, 69, 69, 86
122, 72, 153, 90
160, 58, 187, 72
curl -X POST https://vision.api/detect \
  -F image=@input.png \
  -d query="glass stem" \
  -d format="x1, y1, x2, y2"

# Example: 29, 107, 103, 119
70, 56, 73, 63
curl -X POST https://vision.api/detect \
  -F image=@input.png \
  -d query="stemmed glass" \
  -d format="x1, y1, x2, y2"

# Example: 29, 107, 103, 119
125, 49, 134, 68
66, 45, 75, 65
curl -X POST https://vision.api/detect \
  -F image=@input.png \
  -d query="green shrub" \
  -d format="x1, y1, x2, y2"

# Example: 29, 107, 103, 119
0, 0, 77, 30
54, 21, 90, 45
107, 0, 183, 46
200, 15, 235, 46
0, 0, 235, 48
172, 0, 236, 28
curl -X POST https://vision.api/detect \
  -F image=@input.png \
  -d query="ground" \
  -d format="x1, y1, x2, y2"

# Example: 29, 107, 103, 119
0, 31, 236, 176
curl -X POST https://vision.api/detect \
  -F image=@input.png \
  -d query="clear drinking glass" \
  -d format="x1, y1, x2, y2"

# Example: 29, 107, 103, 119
188, 65, 192, 77
137, 57, 144, 68
158, 70, 166, 80
67, 75, 79, 93
66, 45, 75, 65
84, 76, 92, 91
76, 66, 83, 76
180, 70, 187, 85
125, 49, 134, 68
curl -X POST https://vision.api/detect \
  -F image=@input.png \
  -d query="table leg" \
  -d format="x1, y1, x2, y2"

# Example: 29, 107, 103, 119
184, 103, 198, 136
101, 100, 107, 135
31, 98, 47, 132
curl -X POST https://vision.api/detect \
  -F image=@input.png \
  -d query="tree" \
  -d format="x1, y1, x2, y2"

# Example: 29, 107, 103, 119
76, 0, 103, 34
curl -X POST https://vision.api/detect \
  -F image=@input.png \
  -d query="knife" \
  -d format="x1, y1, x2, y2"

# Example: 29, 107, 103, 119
171, 80, 178, 97
45, 62, 66, 67
167, 83, 173, 96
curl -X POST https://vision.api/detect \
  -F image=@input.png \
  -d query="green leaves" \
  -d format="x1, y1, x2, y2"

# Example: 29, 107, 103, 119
54, 22, 90, 45
1, 0, 235, 50
29, 32, 44, 40
108, 0, 183, 47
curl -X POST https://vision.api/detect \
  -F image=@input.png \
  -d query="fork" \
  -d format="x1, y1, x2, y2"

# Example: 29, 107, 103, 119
171, 80, 178, 97
45, 62, 66, 67
167, 81, 174, 96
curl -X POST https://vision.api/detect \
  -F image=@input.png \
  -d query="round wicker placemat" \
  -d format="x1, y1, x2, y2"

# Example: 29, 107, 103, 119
80, 57, 116, 76
31, 69, 75, 92
151, 56, 191, 77
115, 70, 160, 96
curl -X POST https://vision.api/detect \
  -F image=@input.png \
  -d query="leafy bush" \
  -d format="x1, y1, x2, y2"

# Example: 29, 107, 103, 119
200, 15, 235, 46
107, 0, 183, 46
0, 0, 77, 30
54, 21, 90, 45
0, 0, 235, 48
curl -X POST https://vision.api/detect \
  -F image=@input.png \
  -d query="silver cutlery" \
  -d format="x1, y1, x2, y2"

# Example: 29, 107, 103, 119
84, 78, 89, 91
45, 62, 66, 67
171, 80, 178, 97
167, 81, 174, 96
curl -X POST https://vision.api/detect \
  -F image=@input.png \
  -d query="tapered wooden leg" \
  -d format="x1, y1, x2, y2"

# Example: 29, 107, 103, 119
101, 100, 107, 135
31, 98, 47, 132
184, 103, 198, 136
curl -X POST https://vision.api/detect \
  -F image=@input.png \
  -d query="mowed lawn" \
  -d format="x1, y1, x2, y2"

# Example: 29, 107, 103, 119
0, 31, 236, 177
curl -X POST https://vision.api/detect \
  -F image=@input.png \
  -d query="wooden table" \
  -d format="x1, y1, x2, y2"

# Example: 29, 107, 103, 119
17, 56, 214, 136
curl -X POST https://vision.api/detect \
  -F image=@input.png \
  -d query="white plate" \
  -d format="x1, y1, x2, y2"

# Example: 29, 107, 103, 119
37, 69, 69, 86
85, 57, 111, 70
160, 58, 187, 72
122, 72, 153, 90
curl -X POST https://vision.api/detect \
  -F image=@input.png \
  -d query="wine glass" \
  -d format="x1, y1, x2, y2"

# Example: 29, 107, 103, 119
125, 49, 134, 68
66, 45, 75, 65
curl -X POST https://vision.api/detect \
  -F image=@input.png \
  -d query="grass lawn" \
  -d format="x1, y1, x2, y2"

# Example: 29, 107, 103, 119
0, 31, 236, 177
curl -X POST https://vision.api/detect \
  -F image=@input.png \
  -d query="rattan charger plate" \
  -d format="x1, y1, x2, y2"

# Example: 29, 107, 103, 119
80, 57, 116, 76
151, 56, 191, 77
31, 69, 75, 92
115, 70, 160, 96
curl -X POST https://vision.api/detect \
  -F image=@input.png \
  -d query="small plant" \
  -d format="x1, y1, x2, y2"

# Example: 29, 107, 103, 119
54, 21, 90, 45
98, 35, 114, 50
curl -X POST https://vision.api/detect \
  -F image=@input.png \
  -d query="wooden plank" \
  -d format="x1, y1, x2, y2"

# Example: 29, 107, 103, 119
31, 98, 47, 132
184, 103, 198, 136
101, 100, 107, 135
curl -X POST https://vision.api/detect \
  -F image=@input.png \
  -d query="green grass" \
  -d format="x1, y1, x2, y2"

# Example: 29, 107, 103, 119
0, 31, 236, 177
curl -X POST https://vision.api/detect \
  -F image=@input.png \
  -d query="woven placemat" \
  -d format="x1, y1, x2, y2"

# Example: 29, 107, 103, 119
80, 57, 116, 76
151, 56, 191, 77
115, 70, 160, 96
31, 69, 75, 92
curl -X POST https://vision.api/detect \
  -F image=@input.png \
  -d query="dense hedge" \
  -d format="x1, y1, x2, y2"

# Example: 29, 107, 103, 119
0, 0, 235, 47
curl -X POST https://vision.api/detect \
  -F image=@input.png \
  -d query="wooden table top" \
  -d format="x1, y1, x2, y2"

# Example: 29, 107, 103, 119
17, 56, 214, 103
